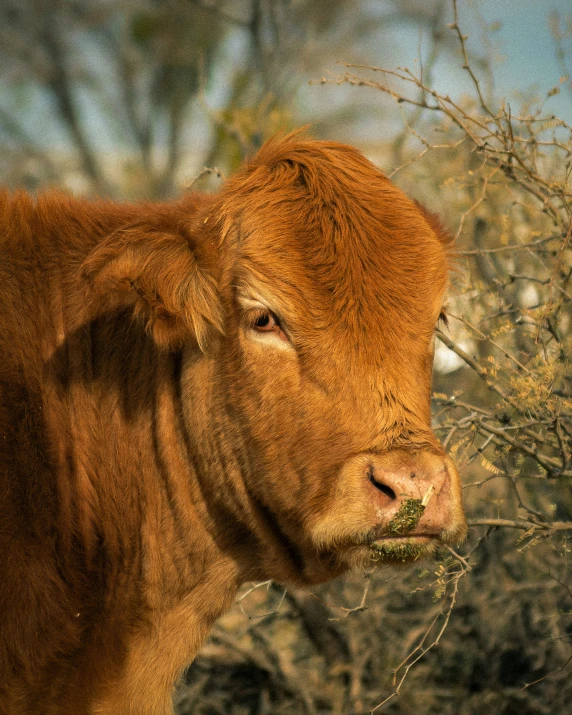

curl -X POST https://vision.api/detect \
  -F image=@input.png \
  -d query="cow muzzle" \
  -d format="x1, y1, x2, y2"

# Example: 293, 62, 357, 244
307, 447, 466, 568
364, 449, 467, 558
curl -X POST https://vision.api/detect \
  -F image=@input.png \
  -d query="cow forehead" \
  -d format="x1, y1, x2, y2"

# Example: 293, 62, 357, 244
216, 137, 451, 367
219, 138, 450, 327
231, 201, 447, 343
239, 211, 447, 312
235, 248, 445, 369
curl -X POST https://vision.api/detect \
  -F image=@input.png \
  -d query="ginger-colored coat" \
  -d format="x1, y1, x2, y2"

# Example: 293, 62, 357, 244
0, 135, 466, 714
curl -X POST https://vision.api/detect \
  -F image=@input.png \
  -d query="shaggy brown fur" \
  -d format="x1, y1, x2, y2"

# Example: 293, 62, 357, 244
0, 133, 466, 714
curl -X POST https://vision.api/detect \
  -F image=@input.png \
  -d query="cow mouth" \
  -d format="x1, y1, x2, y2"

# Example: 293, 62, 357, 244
317, 533, 443, 570
366, 534, 441, 564
370, 533, 440, 542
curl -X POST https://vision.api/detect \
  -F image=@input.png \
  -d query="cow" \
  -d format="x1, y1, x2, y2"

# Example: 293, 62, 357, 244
0, 133, 466, 715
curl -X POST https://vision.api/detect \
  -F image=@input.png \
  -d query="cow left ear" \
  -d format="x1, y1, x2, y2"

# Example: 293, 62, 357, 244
81, 226, 223, 351
414, 201, 454, 249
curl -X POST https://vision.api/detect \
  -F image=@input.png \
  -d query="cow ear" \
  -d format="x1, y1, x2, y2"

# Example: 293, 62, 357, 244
414, 200, 454, 249
81, 227, 223, 351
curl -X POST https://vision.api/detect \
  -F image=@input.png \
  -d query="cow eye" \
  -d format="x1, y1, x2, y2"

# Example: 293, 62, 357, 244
249, 309, 289, 342
252, 310, 279, 332
437, 310, 448, 328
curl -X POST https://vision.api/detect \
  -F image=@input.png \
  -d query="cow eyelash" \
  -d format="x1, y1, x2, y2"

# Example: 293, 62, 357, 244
245, 307, 291, 345
437, 310, 449, 328
249, 309, 282, 333
244, 307, 291, 345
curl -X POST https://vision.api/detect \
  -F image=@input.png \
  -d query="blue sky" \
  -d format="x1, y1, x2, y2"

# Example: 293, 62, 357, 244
306, 0, 572, 142
444, 0, 571, 120
2, 0, 570, 154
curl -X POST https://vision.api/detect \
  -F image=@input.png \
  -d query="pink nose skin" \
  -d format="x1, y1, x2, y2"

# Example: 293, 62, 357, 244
365, 449, 464, 540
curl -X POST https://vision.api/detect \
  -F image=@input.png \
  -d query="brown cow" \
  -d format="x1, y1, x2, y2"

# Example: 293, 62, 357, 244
0, 134, 466, 715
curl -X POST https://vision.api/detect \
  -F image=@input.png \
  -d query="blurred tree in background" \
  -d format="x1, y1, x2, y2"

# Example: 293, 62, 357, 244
1, 0, 572, 713
0, 0, 454, 197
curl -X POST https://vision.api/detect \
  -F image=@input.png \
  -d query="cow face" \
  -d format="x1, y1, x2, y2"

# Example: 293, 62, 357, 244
82, 135, 466, 586
206, 137, 467, 583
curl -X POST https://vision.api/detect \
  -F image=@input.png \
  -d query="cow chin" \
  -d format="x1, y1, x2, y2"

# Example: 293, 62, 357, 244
369, 536, 440, 564
317, 533, 446, 574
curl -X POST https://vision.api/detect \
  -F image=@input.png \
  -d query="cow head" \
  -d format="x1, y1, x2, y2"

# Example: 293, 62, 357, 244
82, 134, 466, 586
208, 137, 467, 582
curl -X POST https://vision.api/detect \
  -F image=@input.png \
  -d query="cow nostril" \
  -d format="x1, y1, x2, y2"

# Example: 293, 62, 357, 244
368, 470, 397, 500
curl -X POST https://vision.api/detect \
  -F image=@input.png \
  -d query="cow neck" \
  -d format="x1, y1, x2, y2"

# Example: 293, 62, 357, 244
44, 313, 240, 620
